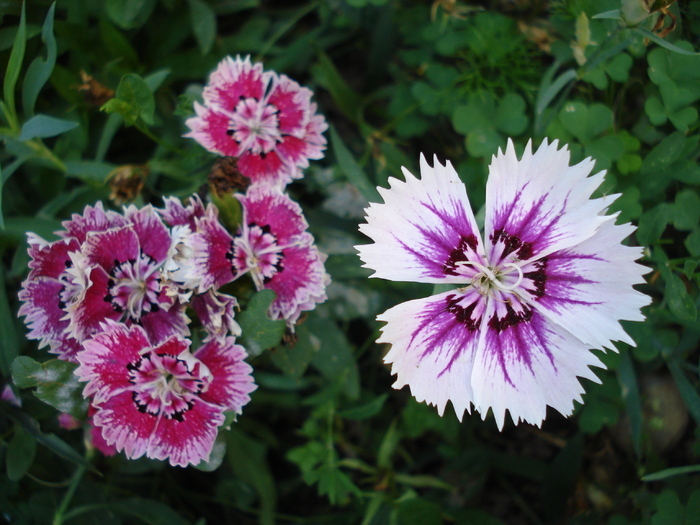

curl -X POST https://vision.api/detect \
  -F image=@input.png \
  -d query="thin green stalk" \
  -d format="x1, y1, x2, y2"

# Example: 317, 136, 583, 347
52, 464, 86, 525
257, 1, 318, 60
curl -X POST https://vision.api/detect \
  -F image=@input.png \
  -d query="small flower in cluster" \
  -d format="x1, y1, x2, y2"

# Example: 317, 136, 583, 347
160, 188, 330, 329
185, 55, 327, 188
18, 199, 256, 467
357, 140, 650, 430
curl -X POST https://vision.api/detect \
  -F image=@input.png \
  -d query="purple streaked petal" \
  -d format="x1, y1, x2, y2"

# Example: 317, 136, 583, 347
195, 336, 256, 414
123, 204, 171, 264
66, 265, 121, 342
25, 235, 80, 279
59, 202, 128, 244
76, 321, 155, 403
158, 194, 207, 230
267, 74, 311, 137
357, 155, 486, 283
82, 227, 140, 272
191, 215, 235, 292
378, 290, 486, 419
529, 219, 651, 351
191, 290, 241, 339
472, 303, 603, 430
185, 103, 241, 157
485, 139, 614, 263
137, 300, 191, 345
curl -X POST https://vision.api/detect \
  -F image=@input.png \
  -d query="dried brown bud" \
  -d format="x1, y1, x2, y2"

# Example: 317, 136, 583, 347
208, 157, 251, 197
75, 71, 115, 106
108, 165, 148, 205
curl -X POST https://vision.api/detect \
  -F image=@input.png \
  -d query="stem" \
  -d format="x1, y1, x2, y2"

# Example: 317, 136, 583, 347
52, 464, 86, 525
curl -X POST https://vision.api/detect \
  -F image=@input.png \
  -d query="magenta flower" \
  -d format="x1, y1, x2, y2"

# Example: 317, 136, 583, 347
185, 56, 327, 187
75, 321, 256, 467
65, 205, 188, 346
191, 186, 329, 327
18, 203, 129, 361
357, 140, 650, 429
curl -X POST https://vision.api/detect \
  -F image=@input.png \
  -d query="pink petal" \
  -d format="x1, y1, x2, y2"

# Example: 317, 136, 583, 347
237, 186, 309, 243
59, 202, 128, 244
203, 56, 272, 113
25, 235, 80, 279
267, 75, 311, 137
82, 227, 140, 273
191, 290, 241, 339
66, 266, 121, 342
185, 103, 240, 157
195, 337, 256, 414
137, 301, 190, 345
237, 149, 293, 187
124, 205, 171, 264
159, 195, 206, 229
191, 215, 235, 292
76, 321, 153, 402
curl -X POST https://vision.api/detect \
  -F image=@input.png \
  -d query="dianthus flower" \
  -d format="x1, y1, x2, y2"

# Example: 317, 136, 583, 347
18, 203, 188, 361
357, 140, 650, 429
75, 321, 256, 467
188, 185, 330, 327
185, 56, 327, 187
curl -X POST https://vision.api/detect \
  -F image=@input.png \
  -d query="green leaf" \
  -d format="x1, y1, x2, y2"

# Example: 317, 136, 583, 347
642, 464, 700, 482
18, 114, 78, 140
673, 190, 700, 231
101, 73, 155, 126
6, 424, 36, 481
312, 51, 361, 122
0, 265, 19, 375
685, 229, 700, 257
637, 204, 670, 245
308, 309, 360, 400
465, 128, 503, 159
188, 0, 216, 55
559, 102, 612, 144
617, 351, 643, 457
237, 289, 285, 356
634, 27, 700, 56
395, 497, 443, 525
664, 272, 696, 322
21, 2, 56, 118
535, 67, 577, 117
652, 490, 684, 525
105, 0, 157, 30
494, 93, 528, 136
668, 359, 700, 427
64, 161, 117, 183
11, 356, 87, 417
2, 0, 26, 127
330, 125, 378, 203
270, 323, 317, 379
226, 428, 276, 525
339, 393, 388, 420
2, 403, 96, 472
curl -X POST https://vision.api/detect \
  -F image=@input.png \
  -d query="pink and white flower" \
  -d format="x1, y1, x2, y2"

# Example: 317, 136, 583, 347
356, 140, 650, 430
185, 56, 327, 188
65, 205, 188, 346
191, 186, 330, 327
75, 321, 256, 467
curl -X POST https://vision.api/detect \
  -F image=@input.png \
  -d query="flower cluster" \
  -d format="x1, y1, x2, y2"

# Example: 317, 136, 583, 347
18, 58, 330, 467
357, 140, 650, 430
185, 55, 327, 188
18, 202, 257, 466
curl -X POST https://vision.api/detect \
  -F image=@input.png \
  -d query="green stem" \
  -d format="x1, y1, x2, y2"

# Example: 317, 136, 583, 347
52, 464, 86, 525
135, 122, 184, 155
257, 1, 318, 60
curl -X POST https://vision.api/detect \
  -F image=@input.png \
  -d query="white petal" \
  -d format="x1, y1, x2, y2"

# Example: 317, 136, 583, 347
529, 217, 651, 351
357, 155, 485, 283
485, 139, 613, 262
379, 290, 485, 419
471, 302, 604, 430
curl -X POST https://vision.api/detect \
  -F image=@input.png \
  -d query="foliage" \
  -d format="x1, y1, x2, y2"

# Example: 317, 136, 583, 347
1, 0, 700, 523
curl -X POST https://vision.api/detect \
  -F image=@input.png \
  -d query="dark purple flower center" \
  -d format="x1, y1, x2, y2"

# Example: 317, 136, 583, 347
443, 231, 548, 333
127, 352, 209, 421
107, 255, 162, 319
232, 224, 285, 288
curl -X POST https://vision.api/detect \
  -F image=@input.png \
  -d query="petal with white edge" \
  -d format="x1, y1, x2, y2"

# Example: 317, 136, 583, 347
471, 302, 603, 430
379, 289, 487, 420
529, 218, 651, 351
357, 155, 486, 284
485, 140, 614, 262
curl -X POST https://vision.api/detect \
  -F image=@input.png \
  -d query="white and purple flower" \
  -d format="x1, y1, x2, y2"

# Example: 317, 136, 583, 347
75, 321, 256, 467
185, 56, 327, 188
189, 185, 330, 327
356, 140, 650, 430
